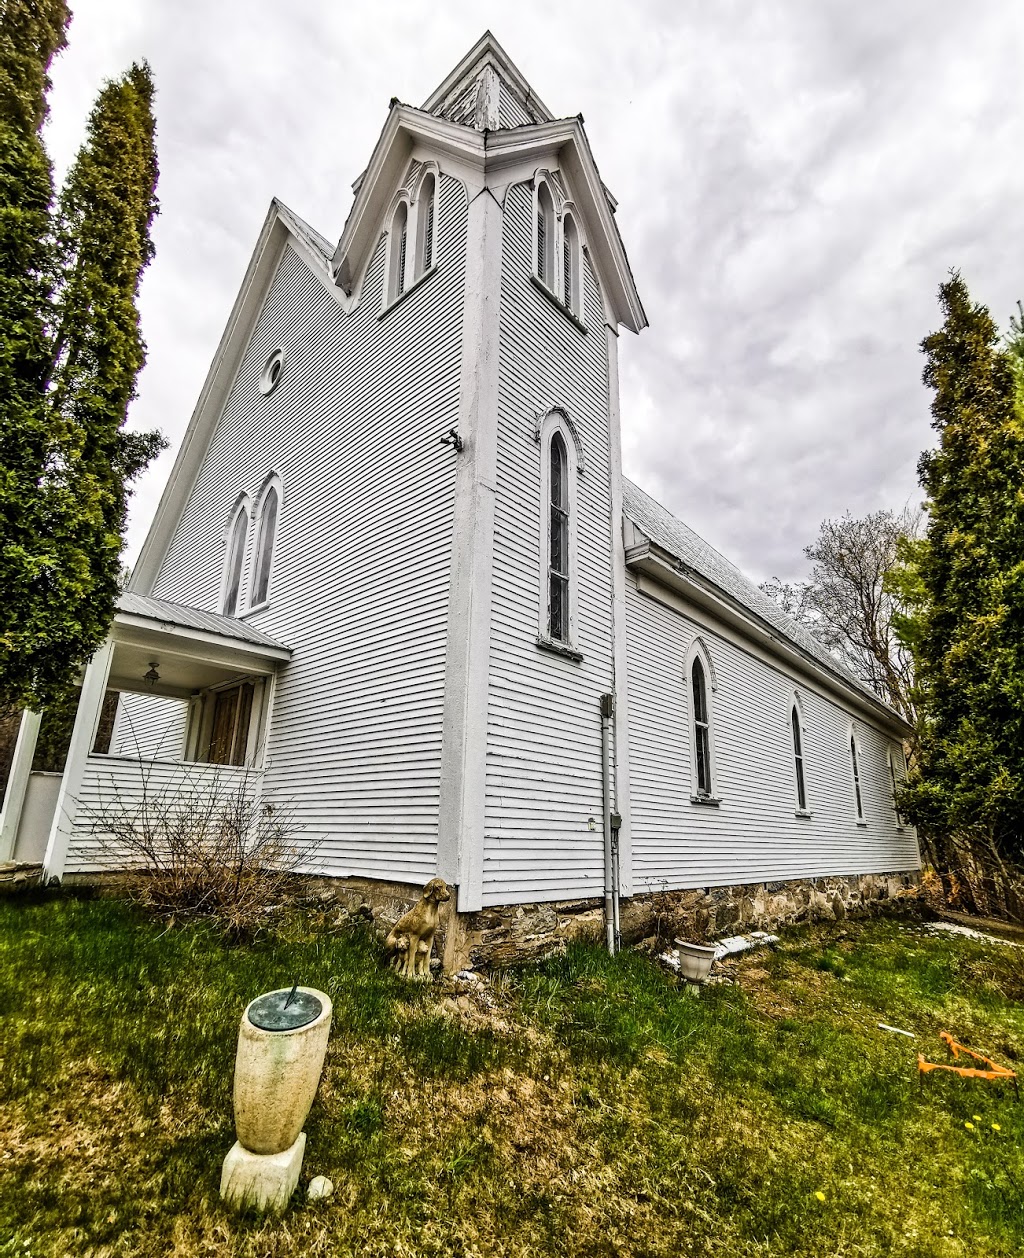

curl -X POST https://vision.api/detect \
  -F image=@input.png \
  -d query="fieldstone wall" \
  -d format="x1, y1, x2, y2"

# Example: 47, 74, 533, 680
450, 871, 920, 968
290, 869, 920, 970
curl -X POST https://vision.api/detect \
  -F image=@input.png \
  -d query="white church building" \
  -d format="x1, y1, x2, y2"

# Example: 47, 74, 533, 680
0, 34, 918, 955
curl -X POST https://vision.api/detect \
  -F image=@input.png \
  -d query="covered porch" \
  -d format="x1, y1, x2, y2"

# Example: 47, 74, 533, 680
0, 593, 291, 880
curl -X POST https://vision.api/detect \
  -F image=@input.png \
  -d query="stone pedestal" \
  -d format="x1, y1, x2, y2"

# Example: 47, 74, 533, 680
220, 1132, 306, 1213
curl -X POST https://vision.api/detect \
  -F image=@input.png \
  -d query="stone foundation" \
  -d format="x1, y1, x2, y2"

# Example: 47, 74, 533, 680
66, 867, 921, 970
288, 869, 920, 970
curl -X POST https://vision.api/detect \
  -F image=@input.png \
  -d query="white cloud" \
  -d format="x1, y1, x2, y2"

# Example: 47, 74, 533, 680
42, 0, 1024, 582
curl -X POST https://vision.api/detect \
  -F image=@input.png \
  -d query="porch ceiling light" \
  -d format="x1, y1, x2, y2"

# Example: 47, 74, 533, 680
144, 662, 160, 687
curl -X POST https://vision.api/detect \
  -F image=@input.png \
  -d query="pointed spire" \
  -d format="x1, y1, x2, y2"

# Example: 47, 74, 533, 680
421, 31, 554, 131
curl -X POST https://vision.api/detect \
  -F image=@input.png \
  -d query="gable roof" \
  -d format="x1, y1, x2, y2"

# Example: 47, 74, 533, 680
621, 478, 910, 732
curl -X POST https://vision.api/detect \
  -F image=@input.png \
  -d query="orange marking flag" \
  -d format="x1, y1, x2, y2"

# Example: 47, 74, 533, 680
918, 1032, 1018, 1091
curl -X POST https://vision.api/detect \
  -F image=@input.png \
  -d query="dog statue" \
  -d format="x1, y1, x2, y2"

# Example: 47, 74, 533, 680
384, 878, 451, 981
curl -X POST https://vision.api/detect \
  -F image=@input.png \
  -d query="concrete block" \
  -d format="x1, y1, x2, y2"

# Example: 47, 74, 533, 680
220, 1133, 306, 1213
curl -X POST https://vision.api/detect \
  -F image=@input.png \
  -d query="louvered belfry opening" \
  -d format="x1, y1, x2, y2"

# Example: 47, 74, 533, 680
536, 182, 554, 288
548, 432, 569, 641
422, 174, 435, 272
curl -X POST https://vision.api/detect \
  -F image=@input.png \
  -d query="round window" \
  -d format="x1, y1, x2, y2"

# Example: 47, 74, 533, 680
259, 348, 285, 396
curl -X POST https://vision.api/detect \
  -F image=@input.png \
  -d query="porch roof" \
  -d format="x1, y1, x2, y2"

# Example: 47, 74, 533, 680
108, 594, 291, 699
116, 593, 289, 652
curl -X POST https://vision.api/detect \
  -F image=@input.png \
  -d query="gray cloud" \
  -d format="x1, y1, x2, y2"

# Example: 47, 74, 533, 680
44, 0, 1024, 583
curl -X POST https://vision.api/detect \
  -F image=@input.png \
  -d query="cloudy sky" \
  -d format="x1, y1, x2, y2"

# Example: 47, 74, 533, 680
45, 0, 1024, 582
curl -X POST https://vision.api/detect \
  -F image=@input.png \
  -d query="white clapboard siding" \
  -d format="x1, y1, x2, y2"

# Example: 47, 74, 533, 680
110, 693, 188, 760
482, 179, 614, 906
65, 756, 259, 874
128, 174, 467, 886
625, 577, 920, 892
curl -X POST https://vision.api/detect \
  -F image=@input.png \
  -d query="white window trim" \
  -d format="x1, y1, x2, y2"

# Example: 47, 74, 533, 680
685, 637, 720, 805
791, 693, 811, 817
535, 409, 581, 657
218, 493, 251, 618
533, 174, 556, 291
383, 194, 412, 309
888, 746, 906, 829
849, 724, 866, 824
412, 164, 440, 279
242, 472, 282, 615
558, 204, 583, 319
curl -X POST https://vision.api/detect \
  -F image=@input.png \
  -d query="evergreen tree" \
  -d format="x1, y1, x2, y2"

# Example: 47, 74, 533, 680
0, 0, 70, 707
0, 2, 162, 712
900, 274, 1024, 863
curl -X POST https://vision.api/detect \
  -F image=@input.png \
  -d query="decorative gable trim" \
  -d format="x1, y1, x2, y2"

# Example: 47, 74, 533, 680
421, 31, 554, 127
332, 107, 646, 332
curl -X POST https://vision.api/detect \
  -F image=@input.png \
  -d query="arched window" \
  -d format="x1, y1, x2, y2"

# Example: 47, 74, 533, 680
251, 482, 279, 608
692, 657, 712, 797
536, 181, 555, 289
792, 706, 807, 811
561, 212, 580, 314
889, 748, 904, 826
850, 733, 864, 821
536, 410, 580, 655
548, 432, 570, 641
221, 502, 248, 617
415, 172, 436, 275
387, 201, 409, 304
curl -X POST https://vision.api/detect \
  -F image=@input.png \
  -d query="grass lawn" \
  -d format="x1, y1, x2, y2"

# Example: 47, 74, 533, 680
1, 893, 1022, 1257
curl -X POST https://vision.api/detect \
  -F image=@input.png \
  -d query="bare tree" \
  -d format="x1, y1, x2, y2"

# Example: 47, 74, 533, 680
761, 507, 922, 733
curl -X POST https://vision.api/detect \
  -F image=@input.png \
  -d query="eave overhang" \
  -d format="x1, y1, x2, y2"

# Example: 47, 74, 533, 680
331, 106, 647, 333
625, 540, 913, 739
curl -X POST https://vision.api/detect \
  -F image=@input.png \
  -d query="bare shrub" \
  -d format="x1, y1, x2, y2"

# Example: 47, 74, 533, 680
82, 763, 319, 941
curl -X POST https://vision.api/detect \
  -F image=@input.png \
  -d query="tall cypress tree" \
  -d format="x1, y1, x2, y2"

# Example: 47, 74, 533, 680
0, 0, 70, 707
900, 274, 1024, 862
0, 4, 162, 713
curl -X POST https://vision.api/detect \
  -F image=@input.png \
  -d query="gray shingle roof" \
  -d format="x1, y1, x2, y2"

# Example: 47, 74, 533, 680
117, 593, 289, 652
622, 478, 891, 713
273, 198, 334, 265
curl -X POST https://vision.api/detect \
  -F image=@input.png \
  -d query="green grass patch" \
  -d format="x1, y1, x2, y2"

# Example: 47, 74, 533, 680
0, 893, 1022, 1256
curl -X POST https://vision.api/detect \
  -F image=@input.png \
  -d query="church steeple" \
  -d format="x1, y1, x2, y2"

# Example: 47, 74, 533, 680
421, 31, 554, 131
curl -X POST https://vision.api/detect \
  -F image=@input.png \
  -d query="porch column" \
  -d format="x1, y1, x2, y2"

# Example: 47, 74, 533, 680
0, 710, 42, 862
42, 638, 114, 882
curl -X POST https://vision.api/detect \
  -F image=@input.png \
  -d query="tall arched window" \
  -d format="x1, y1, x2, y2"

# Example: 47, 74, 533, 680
387, 201, 409, 304
792, 706, 807, 811
548, 432, 569, 642
562, 212, 580, 314
692, 657, 712, 797
850, 733, 864, 821
536, 181, 555, 289
251, 483, 279, 607
221, 503, 248, 617
416, 172, 436, 275
889, 748, 904, 826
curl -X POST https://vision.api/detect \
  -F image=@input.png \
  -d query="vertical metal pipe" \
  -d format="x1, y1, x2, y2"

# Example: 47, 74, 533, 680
600, 693, 615, 955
